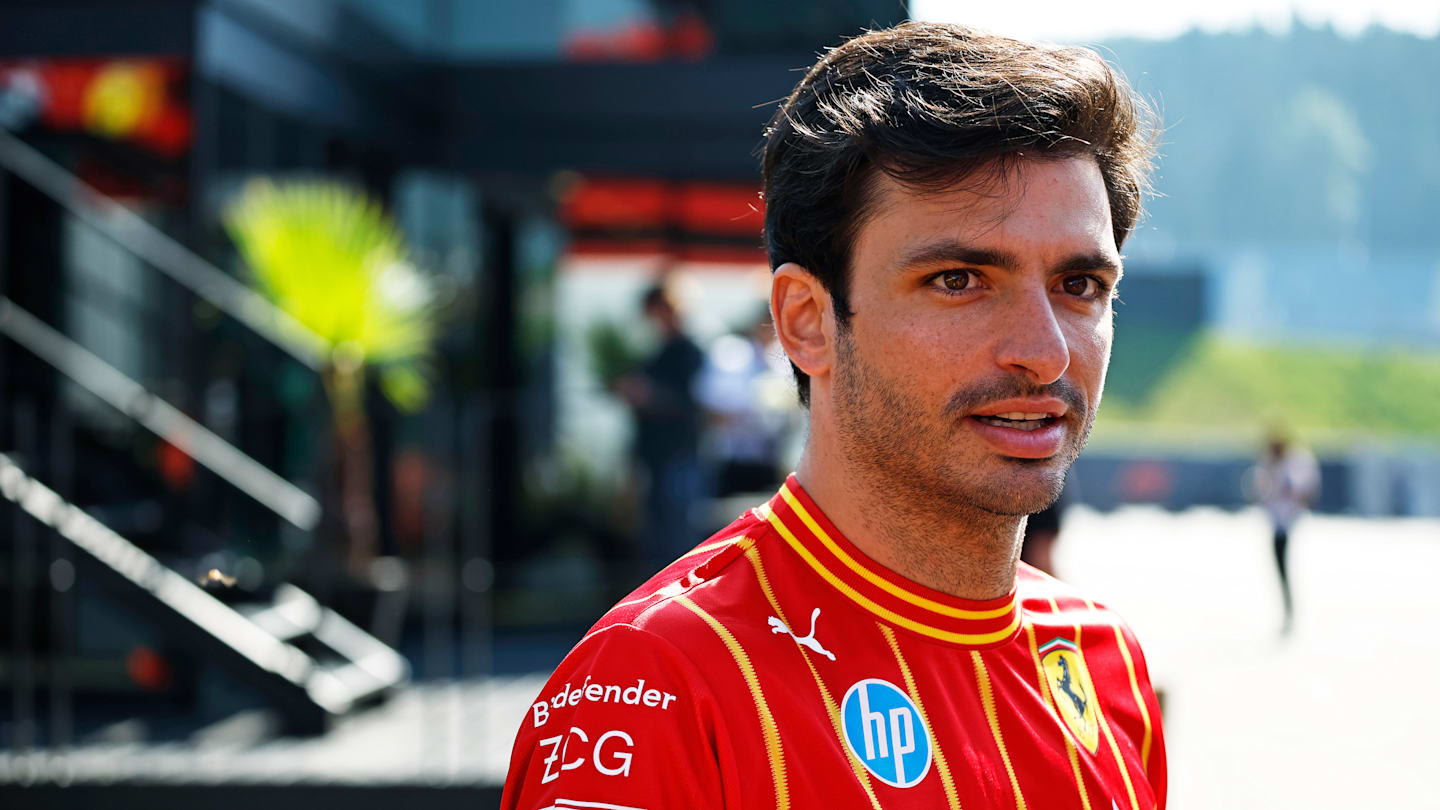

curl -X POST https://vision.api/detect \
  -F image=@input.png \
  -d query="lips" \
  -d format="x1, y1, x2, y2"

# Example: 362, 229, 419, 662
964, 398, 1070, 458
969, 398, 1068, 420
965, 415, 1066, 458
947, 391, 1080, 458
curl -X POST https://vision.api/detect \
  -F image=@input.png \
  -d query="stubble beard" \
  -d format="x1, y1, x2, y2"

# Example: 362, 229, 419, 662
831, 326, 1093, 520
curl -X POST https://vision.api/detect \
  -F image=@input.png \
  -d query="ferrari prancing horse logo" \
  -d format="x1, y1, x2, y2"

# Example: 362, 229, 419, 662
1039, 637, 1100, 754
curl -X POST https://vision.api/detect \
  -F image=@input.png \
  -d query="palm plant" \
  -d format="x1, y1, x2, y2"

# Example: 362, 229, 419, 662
225, 179, 440, 574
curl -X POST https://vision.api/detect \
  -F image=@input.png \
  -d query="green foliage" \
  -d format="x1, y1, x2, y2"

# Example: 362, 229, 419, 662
224, 179, 440, 411
1099, 334, 1440, 438
586, 319, 641, 388
378, 363, 432, 413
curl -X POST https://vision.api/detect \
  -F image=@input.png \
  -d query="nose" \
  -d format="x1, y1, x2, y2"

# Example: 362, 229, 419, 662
991, 289, 1070, 384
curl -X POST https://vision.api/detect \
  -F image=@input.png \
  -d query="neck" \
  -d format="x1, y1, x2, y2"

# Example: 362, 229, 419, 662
795, 440, 1024, 601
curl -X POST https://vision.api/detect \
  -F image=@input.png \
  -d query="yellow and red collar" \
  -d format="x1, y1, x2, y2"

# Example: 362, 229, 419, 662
758, 475, 1023, 648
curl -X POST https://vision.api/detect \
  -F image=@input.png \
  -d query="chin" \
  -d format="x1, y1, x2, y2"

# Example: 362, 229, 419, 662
961, 457, 1068, 516
967, 490, 1061, 517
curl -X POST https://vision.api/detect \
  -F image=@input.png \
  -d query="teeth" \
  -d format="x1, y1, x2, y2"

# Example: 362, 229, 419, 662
976, 415, 1052, 431
990, 412, 1051, 420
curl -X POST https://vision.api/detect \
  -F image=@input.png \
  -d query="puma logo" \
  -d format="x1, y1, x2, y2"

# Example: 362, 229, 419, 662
768, 608, 837, 661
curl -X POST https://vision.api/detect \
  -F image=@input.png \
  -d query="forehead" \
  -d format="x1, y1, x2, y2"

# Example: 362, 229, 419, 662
852, 156, 1117, 271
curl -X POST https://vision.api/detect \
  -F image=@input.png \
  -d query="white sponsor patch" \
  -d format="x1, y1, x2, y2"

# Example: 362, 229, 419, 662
538, 726, 636, 784
532, 676, 678, 727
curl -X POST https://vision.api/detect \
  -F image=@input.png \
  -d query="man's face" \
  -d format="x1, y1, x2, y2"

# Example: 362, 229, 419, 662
829, 155, 1120, 516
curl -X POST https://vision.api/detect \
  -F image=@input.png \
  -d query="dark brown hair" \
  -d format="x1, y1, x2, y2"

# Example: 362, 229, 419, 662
762, 21, 1158, 406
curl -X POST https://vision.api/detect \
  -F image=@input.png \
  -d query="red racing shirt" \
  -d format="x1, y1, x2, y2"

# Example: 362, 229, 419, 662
502, 476, 1166, 810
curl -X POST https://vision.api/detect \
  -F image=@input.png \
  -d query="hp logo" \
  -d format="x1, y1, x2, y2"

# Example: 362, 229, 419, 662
841, 678, 933, 788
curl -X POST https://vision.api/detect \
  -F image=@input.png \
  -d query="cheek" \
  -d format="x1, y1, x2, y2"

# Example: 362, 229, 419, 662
854, 319, 960, 396
859, 307, 940, 359
1066, 316, 1113, 379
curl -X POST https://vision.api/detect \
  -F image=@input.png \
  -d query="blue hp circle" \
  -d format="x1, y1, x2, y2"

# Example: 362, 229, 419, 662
841, 678, 933, 788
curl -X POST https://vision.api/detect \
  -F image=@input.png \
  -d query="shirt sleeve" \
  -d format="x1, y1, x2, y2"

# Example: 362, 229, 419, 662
500, 623, 726, 810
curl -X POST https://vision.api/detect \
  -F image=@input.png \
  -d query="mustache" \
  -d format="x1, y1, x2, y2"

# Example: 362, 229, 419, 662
941, 375, 1088, 420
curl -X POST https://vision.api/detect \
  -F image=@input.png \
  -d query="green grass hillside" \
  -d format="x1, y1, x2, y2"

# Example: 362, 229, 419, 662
1095, 334, 1440, 443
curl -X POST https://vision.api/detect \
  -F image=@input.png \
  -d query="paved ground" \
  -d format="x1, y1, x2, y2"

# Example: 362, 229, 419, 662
1056, 506, 1440, 810
0, 675, 546, 787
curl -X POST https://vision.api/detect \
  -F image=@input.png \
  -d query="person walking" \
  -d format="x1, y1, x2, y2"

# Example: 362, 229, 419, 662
1251, 430, 1320, 635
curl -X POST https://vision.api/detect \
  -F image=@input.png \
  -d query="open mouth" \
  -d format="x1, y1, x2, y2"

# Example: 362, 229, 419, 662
965, 406, 1068, 458
971, 413, 1059, 432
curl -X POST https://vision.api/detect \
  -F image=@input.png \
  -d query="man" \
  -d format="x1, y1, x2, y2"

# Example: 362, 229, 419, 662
615, 283, 708, 561
504, 21, 1165, 810
1250, 429, 1320, 635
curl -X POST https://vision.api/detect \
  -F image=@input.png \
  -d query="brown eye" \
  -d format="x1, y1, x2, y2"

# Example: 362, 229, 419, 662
1062, 275, 1099, 298
937, 271, 972, 291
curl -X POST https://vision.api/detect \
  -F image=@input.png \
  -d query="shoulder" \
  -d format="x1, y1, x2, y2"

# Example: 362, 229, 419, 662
1016, 562, 1152, 658
1015, 561, 1100, 616
1015, 563, 1163, 727
595, 505, 771, 629
522, 622, 709, 734
1289, 447, 1320, 475
502, 508, 782, 807
502, 620, 729, 807
558, 502, 788, 693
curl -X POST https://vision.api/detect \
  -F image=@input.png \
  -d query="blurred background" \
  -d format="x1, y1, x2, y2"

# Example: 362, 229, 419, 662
0, 1, 1436, 808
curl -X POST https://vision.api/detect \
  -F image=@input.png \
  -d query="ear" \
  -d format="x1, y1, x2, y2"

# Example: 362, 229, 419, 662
771, 262, 833, 382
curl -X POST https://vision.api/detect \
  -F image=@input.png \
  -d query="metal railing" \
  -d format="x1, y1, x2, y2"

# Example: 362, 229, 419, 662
0, 123, 331, 531
0, 125, 329, 372
0, 297, 320, 530
0, 450, 408, 736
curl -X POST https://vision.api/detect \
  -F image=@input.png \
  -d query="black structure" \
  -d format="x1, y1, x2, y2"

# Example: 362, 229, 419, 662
1, 451, 408, 735
0, 1, 905, 805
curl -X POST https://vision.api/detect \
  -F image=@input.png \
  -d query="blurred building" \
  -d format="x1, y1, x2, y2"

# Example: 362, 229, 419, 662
0, 1, 901, 805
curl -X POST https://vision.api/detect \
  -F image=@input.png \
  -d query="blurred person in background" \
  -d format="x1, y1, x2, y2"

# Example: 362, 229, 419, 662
614, 282, 707, 563
1249, 428, 1320, 635
506, 22, 1165, 809
695, 308, 789, 498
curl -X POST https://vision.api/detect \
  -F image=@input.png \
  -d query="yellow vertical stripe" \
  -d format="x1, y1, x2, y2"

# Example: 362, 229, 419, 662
1097, 702, 1140, 810
1112, 625, 1154, 769
675, 595, 789, 810
744, 548, 883, 810
971, 651, 1028, 810
880, 624, 963, 810
1085, 600, 1154, 772
1026, 624, 1092, 810
1065, 598, 1138, 810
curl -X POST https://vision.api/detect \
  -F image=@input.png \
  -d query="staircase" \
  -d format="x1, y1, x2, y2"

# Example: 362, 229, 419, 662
3, 450, 407, 733
0, 126, 409, 735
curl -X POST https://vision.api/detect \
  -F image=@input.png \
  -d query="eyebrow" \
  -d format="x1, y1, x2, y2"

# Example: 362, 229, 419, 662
894, 240, 1123, 277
